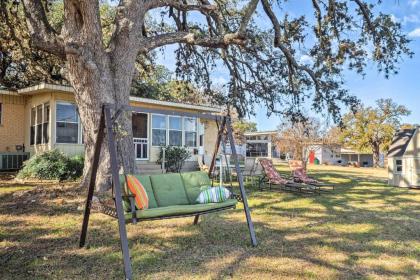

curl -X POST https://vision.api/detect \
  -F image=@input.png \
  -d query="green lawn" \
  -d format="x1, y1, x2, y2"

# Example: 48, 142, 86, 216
1, 165, 419, 279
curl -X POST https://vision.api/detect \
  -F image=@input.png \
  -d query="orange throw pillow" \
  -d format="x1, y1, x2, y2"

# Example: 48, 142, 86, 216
126, 175, 149, 210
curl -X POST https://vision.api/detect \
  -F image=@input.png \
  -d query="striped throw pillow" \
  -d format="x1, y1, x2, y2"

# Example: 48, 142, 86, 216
196, 187, 231, 204
126, 175, 149, 210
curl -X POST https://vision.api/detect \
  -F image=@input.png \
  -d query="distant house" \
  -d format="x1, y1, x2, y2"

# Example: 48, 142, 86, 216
307, 143, 342, 165
0, 83, 221, 171
387, 128, 420, 188
340, 148, 375, 167
244, 131, 281, 158
305, 144, 376, 167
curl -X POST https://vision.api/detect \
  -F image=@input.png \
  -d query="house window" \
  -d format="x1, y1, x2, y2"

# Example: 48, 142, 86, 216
246, 143, 268, 157
168, 116, 182, 146
152, 114, 167, 146
0, 103, 2, 125
199, 121, 205, 147
36, 105, 43, 144
30, 103, 50, 145
395, 159, 403, 173
184, 117, 197, 147
30, 108, 36, 145
43, 103, 50, 143
56, 102, 79, 144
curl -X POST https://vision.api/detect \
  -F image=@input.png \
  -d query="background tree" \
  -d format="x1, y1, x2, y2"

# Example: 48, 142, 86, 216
276, 117, 320, 165
231, 119, 257, 145
4, 0, 412, 191
340, 98, 410, 167
0, 1, 65, 88
276, 117, 340, 167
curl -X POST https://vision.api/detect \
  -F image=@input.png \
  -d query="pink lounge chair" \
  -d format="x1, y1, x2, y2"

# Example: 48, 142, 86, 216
289, 160, 334, 191
259, 159, 320, 194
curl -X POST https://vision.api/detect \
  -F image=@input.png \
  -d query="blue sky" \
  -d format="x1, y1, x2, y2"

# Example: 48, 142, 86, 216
156, 1, 420, 130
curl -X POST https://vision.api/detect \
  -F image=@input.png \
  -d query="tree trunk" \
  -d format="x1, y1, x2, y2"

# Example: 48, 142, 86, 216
62, 1, 138, 192
372, 143, 381, 168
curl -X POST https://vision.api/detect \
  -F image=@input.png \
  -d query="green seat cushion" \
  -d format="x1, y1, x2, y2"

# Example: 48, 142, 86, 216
120, 175, 158, 209
150, 173, 190, 207
181, 171, 213, 204
125, 199, 238, 220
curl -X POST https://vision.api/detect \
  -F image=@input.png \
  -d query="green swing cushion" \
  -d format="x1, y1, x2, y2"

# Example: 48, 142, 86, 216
181, 171, 213, 203
150, 173, 190, 207
120, 175, 158, 210
125, 199, 238, 220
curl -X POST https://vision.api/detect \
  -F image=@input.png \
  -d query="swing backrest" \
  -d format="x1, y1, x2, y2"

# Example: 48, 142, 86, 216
120, 171, 214, 211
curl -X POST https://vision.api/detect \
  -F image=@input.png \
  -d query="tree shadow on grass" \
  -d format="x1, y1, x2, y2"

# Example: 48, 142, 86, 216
1, 169, 419, 279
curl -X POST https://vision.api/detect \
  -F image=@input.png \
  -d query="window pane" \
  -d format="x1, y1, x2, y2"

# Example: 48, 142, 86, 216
30, 126, 35, 145
152, 129, 166, 146
185, 132, 196, 147
56, 122, 78, 143
152, 115, 166, 129
44, 103, 50, 122
169, 130, 182, 146
36, 124, 42, 144
169, 116, 181, 130
31, 108, 36, 125
132, 113, 148, 138
56, 103, 78, 122
184, 117, 196, 131
43, 123, 49, 143
36, 105, 43, 125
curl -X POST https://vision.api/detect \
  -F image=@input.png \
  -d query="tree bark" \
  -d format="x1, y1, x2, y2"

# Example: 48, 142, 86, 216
372, 143, 380, 168
61, 1, 138, 192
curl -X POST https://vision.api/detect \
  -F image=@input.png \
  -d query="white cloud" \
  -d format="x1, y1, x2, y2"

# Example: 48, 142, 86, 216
299, 54, 314, 65
402, 14, 420, 25
409, 0, 420, 7
408, 27, 420, 37
212, 76, 228, 85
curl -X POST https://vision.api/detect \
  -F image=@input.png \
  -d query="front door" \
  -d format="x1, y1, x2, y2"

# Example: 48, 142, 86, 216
132, 113, 148, 160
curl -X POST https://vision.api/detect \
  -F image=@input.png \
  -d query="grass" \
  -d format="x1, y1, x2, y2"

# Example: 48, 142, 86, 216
0, 165, 419, 280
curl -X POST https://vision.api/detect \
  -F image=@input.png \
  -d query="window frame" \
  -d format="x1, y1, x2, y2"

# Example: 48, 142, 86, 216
55, 101, 81, 144
168, 115, 183, 146
151, 114, 167, 147
395, 158, 403, 174
183, 117, 197, 147
30, 102, 50, 146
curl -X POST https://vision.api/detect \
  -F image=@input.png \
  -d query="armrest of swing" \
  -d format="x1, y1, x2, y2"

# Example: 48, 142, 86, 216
123, 194, 137, 224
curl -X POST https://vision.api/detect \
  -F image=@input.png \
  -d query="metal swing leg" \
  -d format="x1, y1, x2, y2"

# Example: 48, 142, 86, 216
80, 110, 105, 248
104, 106, 133, 280
193, 215, 200, 225
226, 117, 258, 247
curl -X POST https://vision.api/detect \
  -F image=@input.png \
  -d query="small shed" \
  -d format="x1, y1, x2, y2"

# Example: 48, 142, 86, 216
387, 127, 420, 188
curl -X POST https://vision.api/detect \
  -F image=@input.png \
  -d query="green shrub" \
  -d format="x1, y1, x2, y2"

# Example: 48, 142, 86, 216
157, 146, 191, 173
17, 150, 84, 181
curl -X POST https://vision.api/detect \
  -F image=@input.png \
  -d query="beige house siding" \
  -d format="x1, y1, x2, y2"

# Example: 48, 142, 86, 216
0, 94, 26, 152
17, 89, 220, 163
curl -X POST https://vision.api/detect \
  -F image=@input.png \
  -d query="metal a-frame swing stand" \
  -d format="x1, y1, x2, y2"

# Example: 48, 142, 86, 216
79, 104, 257, 280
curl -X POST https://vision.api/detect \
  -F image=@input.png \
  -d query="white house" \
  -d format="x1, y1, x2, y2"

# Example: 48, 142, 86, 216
244, 131, 281, 158
388, 127, 420, 188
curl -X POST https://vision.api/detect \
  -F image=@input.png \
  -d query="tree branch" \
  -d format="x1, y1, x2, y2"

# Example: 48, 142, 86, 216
140, 31, 246, 51
21, 0, 65, 59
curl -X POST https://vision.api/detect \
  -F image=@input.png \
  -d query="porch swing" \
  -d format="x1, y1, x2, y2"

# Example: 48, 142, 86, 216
79, 104, 257, 280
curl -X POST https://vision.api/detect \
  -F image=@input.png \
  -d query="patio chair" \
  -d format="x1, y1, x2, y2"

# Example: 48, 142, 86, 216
288, 160, 335, 191
259, 158, 320, 194
243, 158, 255, 176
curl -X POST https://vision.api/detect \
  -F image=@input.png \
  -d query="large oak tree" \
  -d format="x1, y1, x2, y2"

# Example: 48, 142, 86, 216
2, 0, 412, 191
